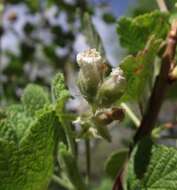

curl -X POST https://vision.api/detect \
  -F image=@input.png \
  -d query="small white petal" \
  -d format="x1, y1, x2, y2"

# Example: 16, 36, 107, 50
76, 49, 102, 66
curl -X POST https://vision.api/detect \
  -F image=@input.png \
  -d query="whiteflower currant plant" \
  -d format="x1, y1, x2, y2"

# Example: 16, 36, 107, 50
2, 1, 177, 190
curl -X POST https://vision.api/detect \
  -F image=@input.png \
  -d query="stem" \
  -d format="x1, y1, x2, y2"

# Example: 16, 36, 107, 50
161, 135, 177, 140
52, 175, 73, 190
113, 20, 177, 190
62, 119, 75, 155
134, 21, 177, 143
112, 169, 124, 190
121, 103, 140, 127
156, 0, 168, 12
85, 139, 91, 183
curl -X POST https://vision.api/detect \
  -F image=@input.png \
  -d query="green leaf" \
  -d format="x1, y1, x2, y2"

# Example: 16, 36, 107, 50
119, 36, 161, 101
52, 72, 75, 153
82, 13, 105, 57
51, 72, 69, 102
0, 106, 57, 190
4, 105, 33, 141
52, 73, 70, 121
21, 84, 50, 116
126, 138, 177, 190
105, 149, 128, 179
0, 139, 18, 190
18, 108, 56, 190
0, 118, 17, 143
117, 11, 169, 53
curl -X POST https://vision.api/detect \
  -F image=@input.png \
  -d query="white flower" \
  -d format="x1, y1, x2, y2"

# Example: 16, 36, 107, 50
76, 49, 106, 103
96, 67, 126, 107
76, 48, 103, 66
110, 67, 125, 83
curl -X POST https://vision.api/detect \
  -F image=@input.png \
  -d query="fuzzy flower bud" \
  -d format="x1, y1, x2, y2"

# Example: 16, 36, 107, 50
96, 67, 126, 107
77, 49, 107, 103
94, 107, 125, 126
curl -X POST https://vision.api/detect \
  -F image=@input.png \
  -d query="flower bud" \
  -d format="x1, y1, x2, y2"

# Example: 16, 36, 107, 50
77, 49, 107, 103
96, 67, 126, 107
93, 107, 125, 126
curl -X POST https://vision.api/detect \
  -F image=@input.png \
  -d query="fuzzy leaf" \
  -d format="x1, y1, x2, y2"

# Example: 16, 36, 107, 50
52, 72, 69, 102
119, 36, 161, 101
82, 13, 105, 57
0, 139, 18, 190
21, 84, 49, 116
0, 106, 57, 190
117, 11, 169, 53
126, 138, 177, 190
105, 149, 128, 179
5, 105, 33, 141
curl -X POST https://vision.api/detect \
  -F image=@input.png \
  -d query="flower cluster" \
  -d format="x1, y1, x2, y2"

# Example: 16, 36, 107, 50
77, 48, 126, 107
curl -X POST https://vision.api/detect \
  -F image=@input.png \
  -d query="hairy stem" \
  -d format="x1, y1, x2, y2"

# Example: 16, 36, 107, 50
134, 21, 177, 143
113, 20, 177, 190
64, 122, 75, 155
52, 175, 73, 190
85, 139, 91, 183
121, 103, 140, 127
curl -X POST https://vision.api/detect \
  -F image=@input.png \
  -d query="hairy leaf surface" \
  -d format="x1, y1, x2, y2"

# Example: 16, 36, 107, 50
117, 11, 169, 53
119, 36, 161, 101
126, 138, 177, 190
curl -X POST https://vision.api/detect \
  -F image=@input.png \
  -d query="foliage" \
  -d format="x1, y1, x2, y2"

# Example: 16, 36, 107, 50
117, 11, 169, 53
0, 85, 57, 190
119, 36, 161, 101
2, 1, 177, 190
104, 149, 128, 179
126, 138, 177, 190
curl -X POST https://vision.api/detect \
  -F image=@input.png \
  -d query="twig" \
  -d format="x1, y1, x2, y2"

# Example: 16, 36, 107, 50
85, 139, 91, 183
134, 21, 177, 143
156, 0, 168, 12
112, 169, 124, 190
121, 103, 140, 127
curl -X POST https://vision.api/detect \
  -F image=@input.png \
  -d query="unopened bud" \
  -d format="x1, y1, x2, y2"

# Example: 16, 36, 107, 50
77, 49, 107, 103
96, 67, 126, 107
93, 107, 125, 126
77, 48, 102, 66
